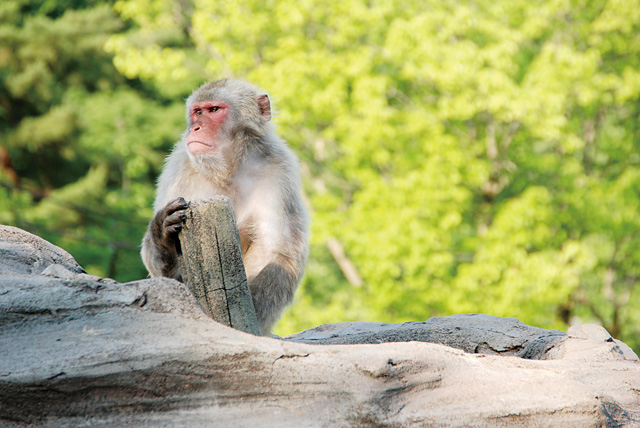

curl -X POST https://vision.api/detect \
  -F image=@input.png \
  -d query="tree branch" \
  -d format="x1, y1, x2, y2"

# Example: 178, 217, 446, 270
327, 237, 363, 288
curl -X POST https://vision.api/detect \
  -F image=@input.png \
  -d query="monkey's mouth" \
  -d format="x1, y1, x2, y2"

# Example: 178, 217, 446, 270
187, 140, 215, 154
187, 140, 212, 147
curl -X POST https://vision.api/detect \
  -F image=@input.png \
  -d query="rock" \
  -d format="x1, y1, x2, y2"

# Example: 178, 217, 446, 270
283, 314, 568, 359
1, 225, 639, 427
0, 225, 84, 276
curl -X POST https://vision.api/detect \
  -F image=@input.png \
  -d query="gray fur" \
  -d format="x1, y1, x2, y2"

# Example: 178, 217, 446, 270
141, 79, 309, 335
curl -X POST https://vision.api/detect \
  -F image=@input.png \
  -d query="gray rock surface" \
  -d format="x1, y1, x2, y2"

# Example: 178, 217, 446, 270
1, 225, 639, 427
283, 315, 568, 359
0, 225, 84, 276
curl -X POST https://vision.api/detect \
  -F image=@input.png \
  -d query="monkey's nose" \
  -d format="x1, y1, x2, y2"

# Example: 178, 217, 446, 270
193, 125, 201, 132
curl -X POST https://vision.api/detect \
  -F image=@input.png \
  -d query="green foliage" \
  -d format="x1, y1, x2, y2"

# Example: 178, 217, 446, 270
106, 0, 640, 351
1, 0, 639, 354
0, 0, 183, 281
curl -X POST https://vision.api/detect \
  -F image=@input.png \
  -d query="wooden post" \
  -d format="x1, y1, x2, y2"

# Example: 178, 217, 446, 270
177, 197, 260, 335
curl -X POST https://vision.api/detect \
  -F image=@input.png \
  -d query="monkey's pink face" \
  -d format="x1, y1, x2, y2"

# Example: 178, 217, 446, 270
186, 101, 230, 155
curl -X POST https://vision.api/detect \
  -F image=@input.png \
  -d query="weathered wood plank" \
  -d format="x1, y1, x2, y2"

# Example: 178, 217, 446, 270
177, 197, 259, 335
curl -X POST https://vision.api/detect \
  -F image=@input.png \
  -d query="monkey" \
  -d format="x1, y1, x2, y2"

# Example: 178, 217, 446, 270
141, 79, 309, 335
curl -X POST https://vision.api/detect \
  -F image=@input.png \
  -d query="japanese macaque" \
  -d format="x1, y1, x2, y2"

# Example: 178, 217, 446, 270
141, 79, 309, 335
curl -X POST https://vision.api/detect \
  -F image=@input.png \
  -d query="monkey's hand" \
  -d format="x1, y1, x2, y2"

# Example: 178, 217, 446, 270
153, 197, 189, 252
141, 197, 188, 279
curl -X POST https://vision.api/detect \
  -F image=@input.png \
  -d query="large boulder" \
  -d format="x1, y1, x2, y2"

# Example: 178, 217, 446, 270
1, 225, 639, 427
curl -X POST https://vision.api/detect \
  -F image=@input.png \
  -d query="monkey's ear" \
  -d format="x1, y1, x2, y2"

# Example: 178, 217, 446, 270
257, 94, 271, 121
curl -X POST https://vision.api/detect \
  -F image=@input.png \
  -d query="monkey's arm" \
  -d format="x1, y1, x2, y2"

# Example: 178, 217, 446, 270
242, 196, 309, 335
141, 197, 189, 280
248, 258, 303, 336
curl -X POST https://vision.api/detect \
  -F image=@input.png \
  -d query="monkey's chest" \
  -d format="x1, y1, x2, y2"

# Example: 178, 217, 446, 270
239, 226, 255, 256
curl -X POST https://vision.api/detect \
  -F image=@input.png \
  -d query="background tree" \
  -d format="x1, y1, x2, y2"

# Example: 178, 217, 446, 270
1, 0, 638, 353
106, 0, 640, 349
0, 0, 186, 280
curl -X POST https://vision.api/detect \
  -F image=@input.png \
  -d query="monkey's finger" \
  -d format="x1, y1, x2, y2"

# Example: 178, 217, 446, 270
164, 223, 183, 236
164, 197, 189, 216
164, 211, 187, 228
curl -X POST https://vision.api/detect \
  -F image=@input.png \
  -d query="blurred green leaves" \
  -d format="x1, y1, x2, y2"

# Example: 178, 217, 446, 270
0, 0, 181, 281
2, 0, 639, 352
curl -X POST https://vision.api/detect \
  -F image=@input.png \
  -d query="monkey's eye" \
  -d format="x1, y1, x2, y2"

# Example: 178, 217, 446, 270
194, 109, 202, 116
209, 106, 219, 113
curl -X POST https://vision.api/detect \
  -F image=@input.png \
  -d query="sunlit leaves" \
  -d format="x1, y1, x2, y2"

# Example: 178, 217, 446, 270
100, 0, 640, 351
